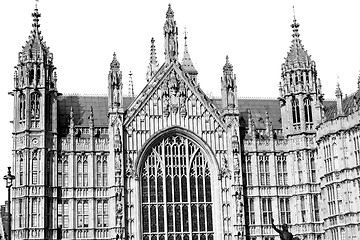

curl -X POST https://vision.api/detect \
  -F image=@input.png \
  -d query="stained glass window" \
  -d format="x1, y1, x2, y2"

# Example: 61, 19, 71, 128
141, 135, 214, 240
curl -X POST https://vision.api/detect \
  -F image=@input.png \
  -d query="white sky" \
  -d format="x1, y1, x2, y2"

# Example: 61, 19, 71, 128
0, 0, 360, 203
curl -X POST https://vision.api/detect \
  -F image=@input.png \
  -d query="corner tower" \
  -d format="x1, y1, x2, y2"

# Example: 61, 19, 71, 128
11, 5, 59, 239
278, 16, 324, 136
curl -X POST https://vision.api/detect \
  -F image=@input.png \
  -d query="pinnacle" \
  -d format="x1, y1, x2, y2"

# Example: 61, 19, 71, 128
166, 4, 174, 18
223, 55, 233, 72
110, 52, 120, 70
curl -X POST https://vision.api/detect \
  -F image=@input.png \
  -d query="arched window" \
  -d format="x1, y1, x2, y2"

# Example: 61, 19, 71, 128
19, 153, 24, 185
141, 135, 214, 240
246, 155, 252, 186
32, 151, 38, 184
29, 69, 34, 85
277, 155, 287, 185
77, 155, 88, 187
30, 92, 40, 128
313, 196, 320, 222
300, 196, 306, 222
259, 155, 270, 186
36, 66, 41, 83
292, 99, 300, 124
96, 155, 108, 187
304, 98, 313, 123
77, 200, 89, 228
309, 151, 316, 183
19, 93, 26, 122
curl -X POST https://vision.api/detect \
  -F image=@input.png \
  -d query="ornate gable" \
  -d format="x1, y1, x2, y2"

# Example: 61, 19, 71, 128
124, 62, 226, 132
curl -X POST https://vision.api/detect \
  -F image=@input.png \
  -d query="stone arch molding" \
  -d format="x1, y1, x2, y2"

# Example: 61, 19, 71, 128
134, 126, 221, 178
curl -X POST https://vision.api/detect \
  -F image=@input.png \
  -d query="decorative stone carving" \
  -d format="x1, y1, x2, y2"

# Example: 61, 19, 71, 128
161, 70, 187, 116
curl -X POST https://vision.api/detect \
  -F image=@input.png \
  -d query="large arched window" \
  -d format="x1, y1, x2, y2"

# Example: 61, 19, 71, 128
141, 135, 214, 240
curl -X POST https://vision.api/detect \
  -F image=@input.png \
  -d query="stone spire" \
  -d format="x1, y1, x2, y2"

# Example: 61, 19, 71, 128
146, 38, 159, 82
280, 13, 319, 96
164, 4, 178, 63
335, 82, 343, 116
357, 72, 360, 89
182, 28, 198, 79
128, 71, 134, 97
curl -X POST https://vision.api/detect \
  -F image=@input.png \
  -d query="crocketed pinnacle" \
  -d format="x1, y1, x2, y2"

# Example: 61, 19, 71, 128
223, 55, 233, 72
146, 38, 159, 81
335, 82, 342, 97
166, 4, 174, 18
110, 52, 120, 71
128, 71, 134, 97
182, 30, 197, 75
21, 6, 50, 61
284, 16, 312, 67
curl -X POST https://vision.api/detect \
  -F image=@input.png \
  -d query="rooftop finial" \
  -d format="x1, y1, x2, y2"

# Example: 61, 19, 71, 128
128, 71, 134, 97
110, 52, 120, 70
166, 3, 174, 18
32, 0, 41, 34
291, 6, 300, 38
146, 38, 159, 81
292, 5, 296, 21
223, 55, 233, 72
184, 27, 188, 42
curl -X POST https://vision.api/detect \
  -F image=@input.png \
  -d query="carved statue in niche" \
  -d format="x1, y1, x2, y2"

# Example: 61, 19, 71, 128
114, 125, 122, 151
162, 70, 187, 115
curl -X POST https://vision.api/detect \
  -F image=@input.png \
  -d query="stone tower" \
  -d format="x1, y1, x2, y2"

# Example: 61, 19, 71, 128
278, 15, 323, 237
11, 5, 59, 239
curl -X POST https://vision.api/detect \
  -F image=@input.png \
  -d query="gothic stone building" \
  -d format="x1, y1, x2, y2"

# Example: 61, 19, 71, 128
10, 4, 360, 240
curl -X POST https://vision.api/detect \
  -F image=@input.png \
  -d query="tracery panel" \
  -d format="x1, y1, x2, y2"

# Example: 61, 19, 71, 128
141, 135, 214, 240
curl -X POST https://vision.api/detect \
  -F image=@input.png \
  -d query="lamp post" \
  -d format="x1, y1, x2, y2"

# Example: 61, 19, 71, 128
3, 167, 15, 240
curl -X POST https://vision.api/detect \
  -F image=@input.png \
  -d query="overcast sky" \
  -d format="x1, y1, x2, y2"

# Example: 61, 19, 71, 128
0, 0, 360, 203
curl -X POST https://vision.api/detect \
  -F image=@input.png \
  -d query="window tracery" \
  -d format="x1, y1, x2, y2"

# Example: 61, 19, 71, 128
96, 155, 108, 187
141, 135, 214, 240
30, 92, 40, 128
77, 154, 88, 187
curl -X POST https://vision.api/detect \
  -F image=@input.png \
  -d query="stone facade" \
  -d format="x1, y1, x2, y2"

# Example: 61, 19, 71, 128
9, 4, 360, 240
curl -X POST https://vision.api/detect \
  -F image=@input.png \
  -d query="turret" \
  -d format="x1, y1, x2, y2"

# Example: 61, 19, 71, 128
164, 4, 178, 63
182, 29, 198, 83
12, 4, 59, 238
108, 52, 123, 111
221, 56, 238, 112
279, 15, 323, 135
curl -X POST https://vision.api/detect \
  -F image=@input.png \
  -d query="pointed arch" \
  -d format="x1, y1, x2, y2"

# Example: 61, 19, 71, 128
135, 126, 220, 177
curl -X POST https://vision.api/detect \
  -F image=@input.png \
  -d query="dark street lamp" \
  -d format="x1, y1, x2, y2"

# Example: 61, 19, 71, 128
3, 167, 15, 240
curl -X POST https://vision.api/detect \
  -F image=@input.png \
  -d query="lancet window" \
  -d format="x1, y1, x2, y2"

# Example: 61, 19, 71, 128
58, 155, 69, 187
77, 154, 88, 187
246, 155, 252, 186
32, 150, 38, 184
279, 198, 291, 224
276, 155, 287, 185
292, 99, 300, 128
19, 93, 26, 122
141, 135, 214, 240
96, 155, 108, 187
259, 155, 270, 186
30, 92, 40, 128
